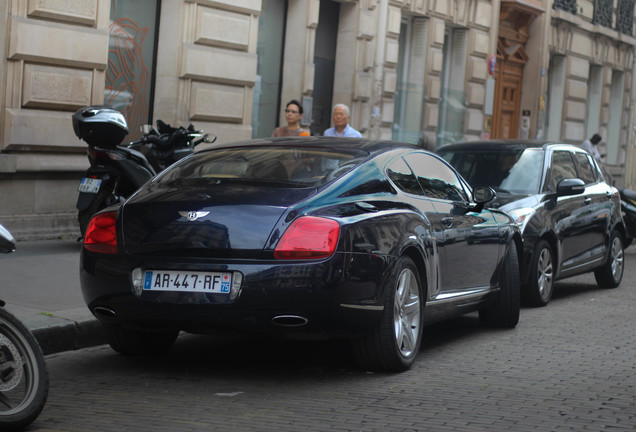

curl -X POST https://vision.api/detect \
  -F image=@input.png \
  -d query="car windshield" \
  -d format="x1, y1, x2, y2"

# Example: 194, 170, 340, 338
157, 146, 369, 188
440, 147, 544, 194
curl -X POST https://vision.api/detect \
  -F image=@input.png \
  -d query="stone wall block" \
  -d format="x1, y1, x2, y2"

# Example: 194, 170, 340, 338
189, 81, 244, 123
387, 5, 401, 36
570, 31, 593, 58
27, 0, 98, 26
307, 0, 320, 28
385, 37, 399, 65
467, 82, 484, 107
427, 76, 441, 101
383, 69, 397, 94
9, 16, 108, 69
563, 120, 585, 142
188, 0, 261, 15
4, 108, 81, 150
195, 6, 251, 51
22, 64, 92, 110
303, 62, 315, 95
425, 101, 439, 128
469, 30, 489, 58
359, 8, 376, 39
468, 56, 487, 82
473, 0, 492, 29
430, 18, 445, 47
567, 57, 589, 80
565, 79, 588, 100
354, 72, 373, 100
564, 100, 586, 121
181, 44, 257, 86
466, 108, 483, 133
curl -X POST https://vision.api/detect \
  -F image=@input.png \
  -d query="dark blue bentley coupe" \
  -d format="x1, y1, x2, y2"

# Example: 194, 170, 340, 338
80, 137, 522, 371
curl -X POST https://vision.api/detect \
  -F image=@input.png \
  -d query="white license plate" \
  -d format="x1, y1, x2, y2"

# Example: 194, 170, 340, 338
143, 270, 232, 294
78, 177, 102, 194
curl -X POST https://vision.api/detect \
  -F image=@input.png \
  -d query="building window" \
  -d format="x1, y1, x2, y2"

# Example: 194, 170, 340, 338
616, 0, 635, 35
546, 55, 566, 141
393, 17, 428, 145
592, 0, 613, 27
436, 28, 467, 148
553, 0, 578, 14
105, 1, 160, 141
252, 0, 286, 138
585, 65, 603, 140
607, 70, 625, 164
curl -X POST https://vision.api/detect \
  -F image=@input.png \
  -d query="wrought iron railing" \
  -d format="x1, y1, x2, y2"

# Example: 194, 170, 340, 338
616, 0, 635, 35
553, 0, 578, 14
592, 0, 613, 27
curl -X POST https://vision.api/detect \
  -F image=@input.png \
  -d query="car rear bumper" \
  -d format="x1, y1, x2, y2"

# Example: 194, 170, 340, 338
80, 250, 393, 339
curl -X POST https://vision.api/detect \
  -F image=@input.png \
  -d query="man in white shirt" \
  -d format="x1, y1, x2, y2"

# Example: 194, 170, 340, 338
582, 133, 602, 161
323, 104, 362, 137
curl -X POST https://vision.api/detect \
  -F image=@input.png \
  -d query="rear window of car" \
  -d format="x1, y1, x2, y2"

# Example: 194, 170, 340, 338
440, 147, 544, 194
156, 146, 369, 188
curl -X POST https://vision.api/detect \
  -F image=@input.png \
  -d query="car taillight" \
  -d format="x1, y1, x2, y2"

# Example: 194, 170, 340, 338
84, 212, 117, 254
274, 216, 340, 260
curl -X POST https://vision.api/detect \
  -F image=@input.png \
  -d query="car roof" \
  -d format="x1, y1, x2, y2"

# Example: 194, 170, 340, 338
201, 136, 421, 156
437, 139, 585, 152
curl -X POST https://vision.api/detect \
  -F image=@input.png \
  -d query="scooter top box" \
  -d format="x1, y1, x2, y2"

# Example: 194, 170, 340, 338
72, 106, 129, 148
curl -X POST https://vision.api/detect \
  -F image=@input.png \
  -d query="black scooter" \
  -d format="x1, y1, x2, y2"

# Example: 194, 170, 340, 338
73, 106, 214, 236
0, 224, 49, 430
618, 188, 636, 247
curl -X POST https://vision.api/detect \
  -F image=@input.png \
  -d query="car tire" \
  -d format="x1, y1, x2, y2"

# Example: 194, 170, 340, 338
479, 240, 520, 328
594, 230, 624, 288
351, 256, 423, 372
524, 240, 554, 307
105, 324, 179, 355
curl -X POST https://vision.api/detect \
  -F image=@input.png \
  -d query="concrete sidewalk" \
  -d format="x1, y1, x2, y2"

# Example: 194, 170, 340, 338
1, 239, 106, 354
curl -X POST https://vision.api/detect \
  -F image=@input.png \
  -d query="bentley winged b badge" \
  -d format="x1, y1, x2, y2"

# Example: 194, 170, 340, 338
179, 211, 210, 221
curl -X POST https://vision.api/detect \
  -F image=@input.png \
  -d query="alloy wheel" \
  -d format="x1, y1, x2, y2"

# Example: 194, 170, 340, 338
610, 236, 624, 281
393, 267, 421, 358
536, 247, 553, 301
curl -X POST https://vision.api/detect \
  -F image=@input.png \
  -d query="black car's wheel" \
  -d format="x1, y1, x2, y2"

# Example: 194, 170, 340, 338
105, 324, 179, 355
524, 240, 554, 307
594, 230, 624, 288
479, 240, 520, 328
352, 256, 423, 372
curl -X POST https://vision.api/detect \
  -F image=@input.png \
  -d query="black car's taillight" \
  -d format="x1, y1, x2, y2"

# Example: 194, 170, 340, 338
274, 216, 340, 260
84, 212, 118, 254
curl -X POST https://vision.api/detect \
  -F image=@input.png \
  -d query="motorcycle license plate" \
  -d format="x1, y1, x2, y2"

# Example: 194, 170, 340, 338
143, 270, 232, 294
78, 177, 102, 194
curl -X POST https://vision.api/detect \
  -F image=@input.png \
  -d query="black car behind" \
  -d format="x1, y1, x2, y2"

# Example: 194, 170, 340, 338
438, 140, 625, 306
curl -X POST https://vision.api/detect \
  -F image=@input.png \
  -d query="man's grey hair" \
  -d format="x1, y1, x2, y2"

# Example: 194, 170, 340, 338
332, 104, 351, 116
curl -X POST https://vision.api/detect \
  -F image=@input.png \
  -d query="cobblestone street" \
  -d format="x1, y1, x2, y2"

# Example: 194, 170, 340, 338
27, 253, 636, 432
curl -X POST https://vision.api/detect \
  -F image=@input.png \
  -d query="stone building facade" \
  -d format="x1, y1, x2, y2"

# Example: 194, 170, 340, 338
0, 0, 635, 239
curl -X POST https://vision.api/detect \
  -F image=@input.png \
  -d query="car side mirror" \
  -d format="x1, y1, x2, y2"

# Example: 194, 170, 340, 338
556, 178, 585, 197
473, 186, 496, 204
471, 186, 496, 212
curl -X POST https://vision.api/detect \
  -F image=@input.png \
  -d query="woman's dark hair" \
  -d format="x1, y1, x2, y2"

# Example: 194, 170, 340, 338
287, 99, 303, 114
591, 134, 602, 144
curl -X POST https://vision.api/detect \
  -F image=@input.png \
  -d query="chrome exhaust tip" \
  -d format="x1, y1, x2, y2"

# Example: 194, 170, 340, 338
271, 315, 309, 327
93, 306, 116, 319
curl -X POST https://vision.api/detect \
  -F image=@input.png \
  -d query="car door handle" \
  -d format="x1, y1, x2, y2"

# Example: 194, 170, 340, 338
584, 198, 592, 205
441, 217, 454, 227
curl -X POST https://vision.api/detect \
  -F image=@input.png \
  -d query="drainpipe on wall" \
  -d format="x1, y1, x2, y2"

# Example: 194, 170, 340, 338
370, 0, 388, 139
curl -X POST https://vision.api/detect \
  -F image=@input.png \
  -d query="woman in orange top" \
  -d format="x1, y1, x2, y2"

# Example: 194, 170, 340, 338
272, 100, 310, 137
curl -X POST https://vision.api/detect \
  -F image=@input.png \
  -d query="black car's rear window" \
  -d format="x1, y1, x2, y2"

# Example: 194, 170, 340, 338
440, 147, 544, 194
157, 146, 370, 188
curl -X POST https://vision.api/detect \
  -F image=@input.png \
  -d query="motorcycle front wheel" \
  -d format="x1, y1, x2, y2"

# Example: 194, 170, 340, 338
0, 307, 49, 430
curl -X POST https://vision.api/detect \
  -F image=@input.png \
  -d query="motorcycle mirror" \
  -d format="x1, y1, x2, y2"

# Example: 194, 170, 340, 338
0, 223, 16, 253
203, 133, 217, 144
